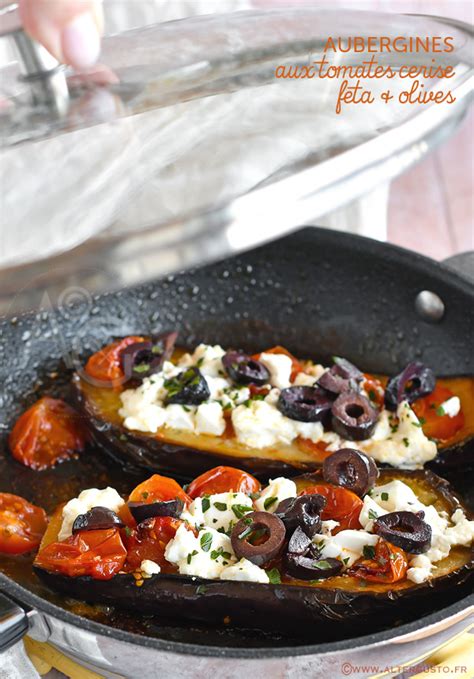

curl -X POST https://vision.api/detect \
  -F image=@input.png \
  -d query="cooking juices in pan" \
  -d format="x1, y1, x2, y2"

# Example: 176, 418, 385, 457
32, 462, 474, 633
72, 336, 474, 479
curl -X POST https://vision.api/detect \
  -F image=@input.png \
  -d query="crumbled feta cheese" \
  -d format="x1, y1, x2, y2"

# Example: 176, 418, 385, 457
59, 487, 124, 540
407, 554, 432, 584
119, 375, 168, 433
359, 401, 437, 468
255, 477, 297, 512
232, 400, 296, 448
221, 386, 250, 408
140, 559, 161, 576
221, 558, 269, 583
164, 404, 195, 431
165, 525, 235, 579
438, 396, 461, 418
259, 352, 293, 389
204, 376, 232, 401
182, 492, 252, 533
321, 520, 339, 536
292, 372, 316, 387
359, 495, 388, 531
179, 344, 226, 378
195, 402, 226, 436
312, 530, 379, 569
371, 480, 422, 513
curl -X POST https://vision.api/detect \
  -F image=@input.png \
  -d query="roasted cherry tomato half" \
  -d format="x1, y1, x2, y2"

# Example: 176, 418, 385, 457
84, 336, 144, 386
9, 397, 87, 471
363, 374, 385, 408
123, 516, 185, 572
252, 346, 303, 382
0, 493, 48, 555
412, 384, 464, 442
300, 483, 363, 532
35, 528, 127, 580
128, 474, 191, 506
349, 538, 408, 584
186, 466, 261, 499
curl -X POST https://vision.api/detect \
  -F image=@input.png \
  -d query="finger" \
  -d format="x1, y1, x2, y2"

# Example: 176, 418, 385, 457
19, 0, 104, 71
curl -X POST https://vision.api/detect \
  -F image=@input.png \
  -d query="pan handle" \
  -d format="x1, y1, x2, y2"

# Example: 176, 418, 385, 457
0, 592, 29, 653
442, 252, 474, 284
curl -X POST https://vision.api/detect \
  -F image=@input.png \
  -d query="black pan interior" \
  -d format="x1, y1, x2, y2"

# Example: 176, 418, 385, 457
0, 227, 473, 650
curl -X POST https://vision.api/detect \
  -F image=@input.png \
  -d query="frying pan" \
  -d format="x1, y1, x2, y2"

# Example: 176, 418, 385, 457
0, 227, 473, 677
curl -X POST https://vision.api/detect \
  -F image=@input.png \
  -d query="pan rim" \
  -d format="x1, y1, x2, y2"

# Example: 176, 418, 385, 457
1, 573, 473, 659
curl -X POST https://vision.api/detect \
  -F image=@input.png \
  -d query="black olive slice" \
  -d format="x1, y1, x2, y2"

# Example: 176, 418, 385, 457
331, 392, 378, 441
322, 448, 379, 497
231, 511, 286, 566
121, 331, 178, 382
277, 386, 333, 423
72, 506, 124, 534
128, 499, 184, 523
317, 357, 363, 396
287, 526, 313, 555
222, 351, 270, 386
384, 362, 435, 412
165, 367, 210, 405
275, 494, 326, 538
285, 554, 343, 580
373, 511, 432, 554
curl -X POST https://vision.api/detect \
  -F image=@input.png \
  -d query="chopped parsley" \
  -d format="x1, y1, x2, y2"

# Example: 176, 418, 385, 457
124, 526, 132, 537
381, 492, 389, 501
200, 532, 213, 552
403, 437, 410, 448
436, 405, 445, 417
210, 547, 231, 562
141, 491, 149, 499
249, 491, 261, 501
363, 545, 376, 559
263, 496, 278, 511
368, 389, 377, 402
187, 550, 198, 564
133, 363, 150, 374
313, 560, 332, 570
342, 557, 350, 566
196, 357, 205, 367
201, 497, 211, 513
213, 502, 228, 512
368, 509, 379, 521
196, 585, 207, 595
266, 568, 281, 584
412, 417, 426, 428
232, 504, 253, 519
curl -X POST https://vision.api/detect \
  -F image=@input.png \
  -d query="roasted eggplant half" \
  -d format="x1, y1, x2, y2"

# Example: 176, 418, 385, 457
71, 337, 474, 479
34, 465, 474, 633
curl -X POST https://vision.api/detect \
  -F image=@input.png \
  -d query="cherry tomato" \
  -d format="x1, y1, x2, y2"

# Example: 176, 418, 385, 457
252, 346, 303, 381
128, 474, 191, 506
363, 374, 385, 408
297, 438, 333, 463
9, 397, 87, 471
123, 516, 184, 572
300, 483, 363, 532
412, 384, 464, 442
349, 538, 408, 583
187, 466, 261, 499
84, 336, 144, 386
0, 493, 48, 555
35, 528, 127, 580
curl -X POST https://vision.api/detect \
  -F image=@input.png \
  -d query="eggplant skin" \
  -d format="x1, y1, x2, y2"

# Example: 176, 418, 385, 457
73, 376, 474, 479
34, 559, 473, 634
34, 470, 473, 633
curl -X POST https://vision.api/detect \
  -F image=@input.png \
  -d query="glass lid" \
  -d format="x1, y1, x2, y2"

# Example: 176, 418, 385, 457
0, 7, 472, 314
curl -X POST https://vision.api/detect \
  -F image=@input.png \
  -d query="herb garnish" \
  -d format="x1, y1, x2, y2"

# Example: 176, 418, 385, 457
232, 504, 253, 519
200, 532, 213, 552
266, 568, 281, 584
363, 545, 376, 559
263, 496, 278, 511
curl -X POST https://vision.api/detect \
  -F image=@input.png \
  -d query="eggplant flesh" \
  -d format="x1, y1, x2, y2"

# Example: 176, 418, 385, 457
34, 470, 474, 633
73, 375, 474, 480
